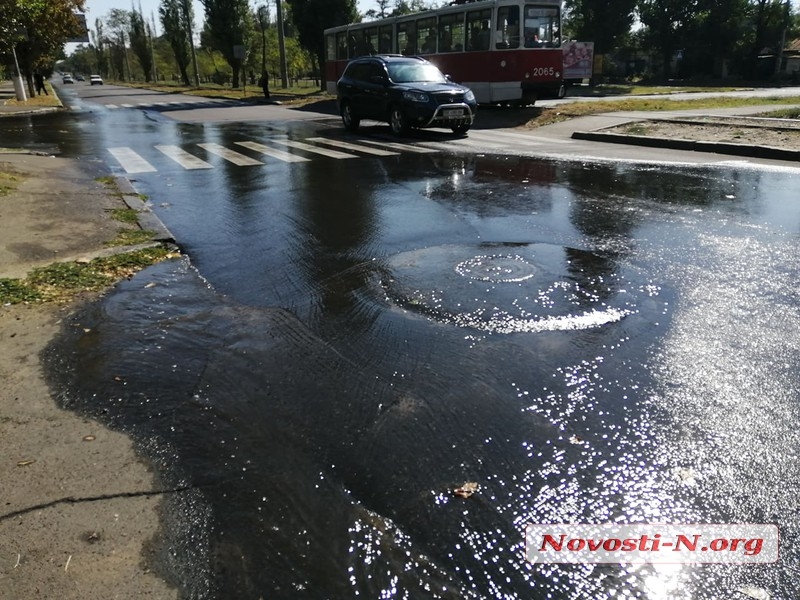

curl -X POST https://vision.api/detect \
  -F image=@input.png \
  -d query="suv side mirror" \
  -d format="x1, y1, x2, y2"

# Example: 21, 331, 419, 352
445, 74, 454, 82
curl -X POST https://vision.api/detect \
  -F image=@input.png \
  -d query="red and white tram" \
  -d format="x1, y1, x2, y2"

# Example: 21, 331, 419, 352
324, 0, 564, 105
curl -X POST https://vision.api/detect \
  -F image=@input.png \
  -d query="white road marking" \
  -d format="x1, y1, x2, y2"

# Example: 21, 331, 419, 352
271, 139, 356, 159
120, 103, 134, 108
154, 145, 213, 169
198, 143, 263, 166
108, 147, 157, 173
105, 104, 118, 109
234, 141, 311, 163
468, 129, 571, 145
352, 138, 438, 153
305, 137, 399, 156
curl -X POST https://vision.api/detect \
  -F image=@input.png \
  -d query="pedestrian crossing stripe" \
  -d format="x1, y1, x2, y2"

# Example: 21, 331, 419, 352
270, 139, 357, 159
352, 138, 438, 154
198, 143, 263, 166
108, 147, 156, 173
305, 137, 399, 156
155, 145, 213, 169
234, 141, 310, 163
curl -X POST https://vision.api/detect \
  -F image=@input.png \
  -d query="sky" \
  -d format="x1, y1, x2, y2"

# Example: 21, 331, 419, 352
77, 0, 381, 34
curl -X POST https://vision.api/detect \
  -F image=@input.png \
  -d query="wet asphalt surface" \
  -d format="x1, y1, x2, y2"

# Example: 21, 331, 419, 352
4, 84, 800, 598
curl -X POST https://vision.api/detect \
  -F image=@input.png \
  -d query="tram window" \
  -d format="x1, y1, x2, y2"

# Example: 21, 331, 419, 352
378, 25, 394, 53
336, 32, 348, 59
439, 13, 465, 52
364, 27, 378, 55
326, 34, 336, 61
466, 9, 491, 51
417, 17, 437, 53
496, 5, 520, 49
524, 6, 560, 47
398, 21, 417, 55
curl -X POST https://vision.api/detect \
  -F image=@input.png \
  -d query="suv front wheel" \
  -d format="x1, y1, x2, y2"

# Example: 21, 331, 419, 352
389, 106, 410, 136
341, 101, 360, 132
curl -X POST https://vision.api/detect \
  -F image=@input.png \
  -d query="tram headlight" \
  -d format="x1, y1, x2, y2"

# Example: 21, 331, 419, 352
403, 90, 429, 103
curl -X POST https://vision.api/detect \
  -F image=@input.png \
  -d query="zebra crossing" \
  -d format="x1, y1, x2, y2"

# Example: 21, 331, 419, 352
102, 98, 239, 110
107, 130, 568, 174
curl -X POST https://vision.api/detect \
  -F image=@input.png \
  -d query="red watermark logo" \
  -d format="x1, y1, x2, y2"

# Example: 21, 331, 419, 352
526, 524, 779, 564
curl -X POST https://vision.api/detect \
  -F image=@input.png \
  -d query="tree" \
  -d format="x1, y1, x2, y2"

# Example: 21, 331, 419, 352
391, 0, 429, 16
563, 0, 637, 54
637, 0, 702, 77
286, 0, 358, 88
129, 4, 154, 81
364, 0, 391, 20
199, 0, 253, 88
160, 0, 193, 85
0, 0, 87, 94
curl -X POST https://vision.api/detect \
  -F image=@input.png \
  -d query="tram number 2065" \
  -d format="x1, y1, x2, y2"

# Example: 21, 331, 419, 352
531, 67, 555, 77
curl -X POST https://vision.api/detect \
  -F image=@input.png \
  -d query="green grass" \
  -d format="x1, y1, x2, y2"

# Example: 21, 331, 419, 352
0, 171, 22, 196
109, 207, 140, 224
754, 107, 800, 119
576, 83, 748, 97
0, 247, 176, 305
117, 80, 325, 104
529, 95, 800, 128
106, 229, 155, 246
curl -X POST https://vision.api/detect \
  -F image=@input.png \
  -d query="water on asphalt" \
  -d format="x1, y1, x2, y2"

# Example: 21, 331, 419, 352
14, 104, 800, 598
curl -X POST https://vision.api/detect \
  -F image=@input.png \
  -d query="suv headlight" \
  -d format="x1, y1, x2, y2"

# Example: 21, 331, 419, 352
403, 90, 429, 103
464, 89, 476, 103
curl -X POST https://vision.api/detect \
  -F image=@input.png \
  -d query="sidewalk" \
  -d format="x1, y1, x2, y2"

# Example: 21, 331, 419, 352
0, 78, 63, 117
0, 152, 178, 597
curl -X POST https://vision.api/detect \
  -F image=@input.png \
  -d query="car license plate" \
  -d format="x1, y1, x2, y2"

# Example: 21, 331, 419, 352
444, 109, 464, 118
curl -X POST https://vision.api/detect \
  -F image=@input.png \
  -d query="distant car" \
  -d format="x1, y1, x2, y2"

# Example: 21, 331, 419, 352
336, 55, 477, 136
75, 74, 85, 82
90, 75, 104, 86
62, 75, 74, 84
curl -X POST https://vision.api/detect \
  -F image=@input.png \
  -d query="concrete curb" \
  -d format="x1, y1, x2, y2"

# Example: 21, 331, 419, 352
114, 176, 176, 243
571, 130, 800, 162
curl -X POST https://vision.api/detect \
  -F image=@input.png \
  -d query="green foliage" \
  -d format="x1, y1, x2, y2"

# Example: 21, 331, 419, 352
199, 0, 254, 87
563, 0, 637, 54
287, 0, 358, 81
1, 0, 87, 92
0, 247, 174, 305
129, 8, 154, 82
160, 0, 194, 85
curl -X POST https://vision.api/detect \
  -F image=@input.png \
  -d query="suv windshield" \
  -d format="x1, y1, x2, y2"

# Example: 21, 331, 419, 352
387, 63, 447, 84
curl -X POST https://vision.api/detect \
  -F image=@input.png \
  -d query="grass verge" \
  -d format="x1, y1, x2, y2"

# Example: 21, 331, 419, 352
0, 170, 22, 196
529, 95, 800, 127
0, 247, 178, 305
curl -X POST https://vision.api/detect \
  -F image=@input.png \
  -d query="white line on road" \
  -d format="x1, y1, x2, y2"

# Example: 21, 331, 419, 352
271, 139, 356, 159
108, 147, 157, 173
352, 138, 438, 154
197, 143, 263, 166
468, 129, 571, 145
154, 145, 213, 169
234, 141, 311, 163
120, 103, 134, 108
305, 137, 399, 156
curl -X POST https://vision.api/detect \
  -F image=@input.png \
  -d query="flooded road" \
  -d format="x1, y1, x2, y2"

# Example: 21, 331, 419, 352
10, 97, 800, 598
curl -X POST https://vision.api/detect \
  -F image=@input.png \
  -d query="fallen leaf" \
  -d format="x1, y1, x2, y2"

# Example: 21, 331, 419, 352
453, 481, 479, 499
736, 585, 770, 600
17, 459, 36, 467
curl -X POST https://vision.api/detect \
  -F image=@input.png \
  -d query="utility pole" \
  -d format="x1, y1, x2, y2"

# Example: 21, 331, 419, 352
181, 0, 200, 86
773, 0, 790, 77
275, 0, 289, 88
150, 11, 158, 82
257, 5, 268, 76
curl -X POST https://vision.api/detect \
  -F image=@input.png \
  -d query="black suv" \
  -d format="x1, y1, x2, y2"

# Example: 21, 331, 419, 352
336, 55, 477, 136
